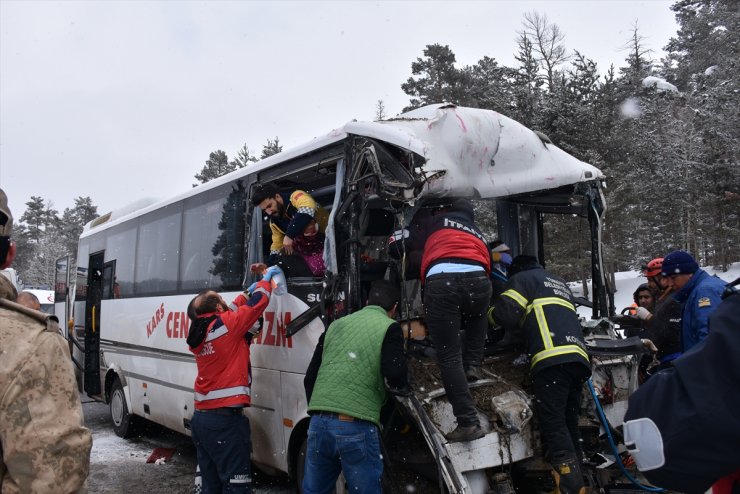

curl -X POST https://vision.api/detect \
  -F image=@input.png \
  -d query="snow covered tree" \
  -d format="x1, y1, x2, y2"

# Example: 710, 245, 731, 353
193, 150, 233, 186
509, 33, 544, 126
231, 143, 258, 168
12, 196, 98, 287
58, 197, 98, 260
261, 137, 283, 159
518, 11, 570, 91
401, 44, 467, 111
465, 56, 511, 113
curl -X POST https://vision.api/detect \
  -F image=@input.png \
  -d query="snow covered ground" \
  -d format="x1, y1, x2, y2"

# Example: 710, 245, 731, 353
572, 262, 739, 319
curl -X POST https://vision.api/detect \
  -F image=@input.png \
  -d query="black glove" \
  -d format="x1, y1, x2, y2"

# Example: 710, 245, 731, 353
610, 315, 640, 327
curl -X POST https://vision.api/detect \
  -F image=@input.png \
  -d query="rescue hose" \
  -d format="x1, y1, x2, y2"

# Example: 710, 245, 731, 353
586, 378, 664, 492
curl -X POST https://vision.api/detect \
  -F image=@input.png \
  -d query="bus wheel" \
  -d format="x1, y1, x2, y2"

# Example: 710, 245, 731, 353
296, 438, 307, 493
110, 378, 137, 438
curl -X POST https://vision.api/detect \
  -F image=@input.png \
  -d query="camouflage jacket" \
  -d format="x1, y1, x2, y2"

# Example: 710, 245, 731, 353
0, 276, 92, 493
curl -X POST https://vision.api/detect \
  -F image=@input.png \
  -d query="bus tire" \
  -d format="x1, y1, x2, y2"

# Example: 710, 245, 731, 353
296, 438, 307, 493
110, 377, 137, 438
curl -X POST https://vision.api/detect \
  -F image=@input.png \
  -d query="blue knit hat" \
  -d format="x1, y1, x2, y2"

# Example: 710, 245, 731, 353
661, 251, 699, 276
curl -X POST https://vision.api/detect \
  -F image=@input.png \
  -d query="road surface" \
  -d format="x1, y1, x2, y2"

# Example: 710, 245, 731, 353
82, 396, 295, 493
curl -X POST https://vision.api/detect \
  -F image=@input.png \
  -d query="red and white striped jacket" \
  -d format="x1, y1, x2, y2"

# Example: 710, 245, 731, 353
189, 282, 270, 410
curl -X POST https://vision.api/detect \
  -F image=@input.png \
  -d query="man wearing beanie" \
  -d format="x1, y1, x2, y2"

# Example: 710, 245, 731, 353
661, 250, 726, 353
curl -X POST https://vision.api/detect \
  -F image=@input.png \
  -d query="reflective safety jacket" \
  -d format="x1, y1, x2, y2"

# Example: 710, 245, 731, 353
189, 282, 271, 410
491, 265, 590, 376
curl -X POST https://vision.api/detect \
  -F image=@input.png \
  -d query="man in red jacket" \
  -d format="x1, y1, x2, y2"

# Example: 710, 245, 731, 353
390, 198, 491, 442
186, 266, 281, 493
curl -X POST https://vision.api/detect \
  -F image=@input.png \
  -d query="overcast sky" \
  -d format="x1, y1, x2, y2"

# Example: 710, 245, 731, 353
1, 0, 678, 219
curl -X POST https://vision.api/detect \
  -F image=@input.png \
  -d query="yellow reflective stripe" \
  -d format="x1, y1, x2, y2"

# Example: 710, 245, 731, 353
525, 297, 575, 315
534, 305, 554, 348
530, 345, 590, 369
502, 289, 528, 309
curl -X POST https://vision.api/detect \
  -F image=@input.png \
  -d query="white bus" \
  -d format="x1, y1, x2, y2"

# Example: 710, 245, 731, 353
67, 104, 622, 492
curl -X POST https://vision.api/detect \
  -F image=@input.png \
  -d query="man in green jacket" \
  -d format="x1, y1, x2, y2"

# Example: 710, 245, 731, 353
302, 280, 408, 494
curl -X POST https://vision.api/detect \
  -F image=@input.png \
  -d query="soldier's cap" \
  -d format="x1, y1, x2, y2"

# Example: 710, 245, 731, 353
0, 188, 12, 237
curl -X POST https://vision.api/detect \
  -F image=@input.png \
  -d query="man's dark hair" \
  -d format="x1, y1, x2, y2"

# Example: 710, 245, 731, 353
367, 280, 401, 311
187, 290, 220, 321
633, 283, 654, 304
251, 183, 280, 207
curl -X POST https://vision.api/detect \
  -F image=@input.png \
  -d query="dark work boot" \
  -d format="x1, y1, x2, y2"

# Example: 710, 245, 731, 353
465, 366, 482, 382
446, 423, 485, 442
550, 456, 590, 494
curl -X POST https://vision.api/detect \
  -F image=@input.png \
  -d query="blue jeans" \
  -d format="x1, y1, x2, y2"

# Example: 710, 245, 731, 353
302, 414, 383, 494
191, 410, 252, 493
424, 271, 492, 426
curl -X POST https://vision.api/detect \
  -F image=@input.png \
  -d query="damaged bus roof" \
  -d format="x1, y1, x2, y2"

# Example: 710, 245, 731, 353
342, 103, 604, 199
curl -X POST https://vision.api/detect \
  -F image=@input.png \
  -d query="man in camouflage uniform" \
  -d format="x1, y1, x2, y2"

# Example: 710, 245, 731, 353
0, 188, 92, 493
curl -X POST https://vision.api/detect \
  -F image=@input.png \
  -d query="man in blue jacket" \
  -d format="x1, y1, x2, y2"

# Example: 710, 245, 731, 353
624, 278, 740, 493
660, 250, 726, 353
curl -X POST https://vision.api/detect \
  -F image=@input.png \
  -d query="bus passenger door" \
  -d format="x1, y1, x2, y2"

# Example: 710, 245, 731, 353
54, 256, 70, 339
83, 253, 105, 397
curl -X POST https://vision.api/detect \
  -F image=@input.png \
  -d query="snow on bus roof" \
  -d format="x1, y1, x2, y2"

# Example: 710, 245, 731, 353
83, 104, 603, 234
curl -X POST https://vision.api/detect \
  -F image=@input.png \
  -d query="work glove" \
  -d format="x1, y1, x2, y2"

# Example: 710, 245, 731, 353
262, 265, 283, 282
635, 307, 652, 321
244, 280, 273, 303
492, 252, 513, 266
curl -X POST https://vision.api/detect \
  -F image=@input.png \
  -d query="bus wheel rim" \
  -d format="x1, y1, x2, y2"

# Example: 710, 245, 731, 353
111, 389, 124, 426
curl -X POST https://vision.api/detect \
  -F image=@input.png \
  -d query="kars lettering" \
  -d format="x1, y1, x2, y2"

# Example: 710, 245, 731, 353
253, 311, 293, 348
146, 303, 166, 337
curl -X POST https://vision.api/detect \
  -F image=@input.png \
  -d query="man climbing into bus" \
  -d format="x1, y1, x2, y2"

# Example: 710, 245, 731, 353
303, 280, 408, 494
251, 182, 329, 276
490, 255, 591, 494
390, 197, 492, 442
186, 266, 282, 494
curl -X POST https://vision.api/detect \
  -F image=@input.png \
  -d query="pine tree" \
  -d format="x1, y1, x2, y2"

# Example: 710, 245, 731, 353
510, 33, 544, 126
193, 150, 233, 186
58, 197, 98, 260
466, 56, 511, 112
19, 196, 57, 242
231, 144, 258, 169
618, 22, 654, 93
401, 44, 466, 111
261, 137, 283, 159
375, 100, 387, 120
